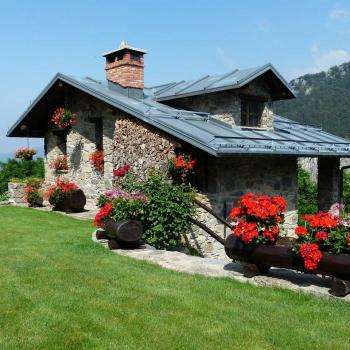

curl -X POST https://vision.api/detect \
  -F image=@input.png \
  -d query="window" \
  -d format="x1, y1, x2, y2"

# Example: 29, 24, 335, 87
57, 134, 67, 155
95, 118, 103, 149
241, 99, 263, 127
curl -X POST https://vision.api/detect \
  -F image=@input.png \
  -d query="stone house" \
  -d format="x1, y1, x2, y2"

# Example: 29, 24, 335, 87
8, 41, 350, 258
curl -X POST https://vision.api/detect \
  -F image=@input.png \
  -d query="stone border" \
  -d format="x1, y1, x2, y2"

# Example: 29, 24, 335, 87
92, 230, 349, 301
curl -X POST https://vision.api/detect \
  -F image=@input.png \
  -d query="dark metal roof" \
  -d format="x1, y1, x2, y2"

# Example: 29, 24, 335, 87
146, 63, 295, 101
7, 74, 350, 157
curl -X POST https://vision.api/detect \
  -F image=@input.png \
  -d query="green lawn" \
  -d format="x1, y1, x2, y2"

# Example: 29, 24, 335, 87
0, 206, 349, 350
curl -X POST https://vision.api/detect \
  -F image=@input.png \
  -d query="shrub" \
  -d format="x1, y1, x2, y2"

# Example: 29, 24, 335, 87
0, 192, 9, 201
25, 186, 42, 207
121, 170, 197, 249
297, 166, 317, 219
0, 158, 44, 195
45, 180, 79, 208
98, 170, 197, 249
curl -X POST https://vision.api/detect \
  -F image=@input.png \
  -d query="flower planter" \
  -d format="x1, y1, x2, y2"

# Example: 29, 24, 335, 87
53, 189, 86, 212
225, 234, 350, 297
104, 219, 143, 249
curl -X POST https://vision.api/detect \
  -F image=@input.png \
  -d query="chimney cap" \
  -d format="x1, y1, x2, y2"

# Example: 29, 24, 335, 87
103, 40, 147, 57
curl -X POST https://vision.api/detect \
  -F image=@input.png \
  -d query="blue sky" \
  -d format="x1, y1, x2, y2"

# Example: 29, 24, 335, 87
1, 0, 350, 154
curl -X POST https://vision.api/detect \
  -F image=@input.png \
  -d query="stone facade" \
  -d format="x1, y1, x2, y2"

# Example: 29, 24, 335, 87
44, 91, 116, 208
170, 78, 274, 128
186, 155, 298, 259
8, 182, 26, 204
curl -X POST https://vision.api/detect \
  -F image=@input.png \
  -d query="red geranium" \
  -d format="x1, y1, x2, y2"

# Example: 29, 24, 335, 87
168, 153, 196, 183
299, 243, 323, 271
90, 149, 104, 171
295, 226, 308, 236
315, 231, 328, 241
230, 193, 286, 245
50, 156, 68, 172
94, 203, 114, 228
114, 164, 130, 177
51, 107, 77, 128
15, 148, 37, 161
45, 180, 79, 208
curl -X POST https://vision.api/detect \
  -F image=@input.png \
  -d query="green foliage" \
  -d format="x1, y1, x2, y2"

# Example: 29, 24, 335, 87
275, 62, 350, 138
0, 192, 9, 201
342, 171, 350, 211
121, 170, 197, 249
0, 158, 44, 194
297, 166, 317, 217
110, 196, 147, 222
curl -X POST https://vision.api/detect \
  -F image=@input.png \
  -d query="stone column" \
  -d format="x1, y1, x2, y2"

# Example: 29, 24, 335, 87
318, 157, 340, 211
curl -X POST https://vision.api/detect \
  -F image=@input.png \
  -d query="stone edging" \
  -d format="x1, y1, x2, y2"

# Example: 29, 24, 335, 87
92, 230, 349, 301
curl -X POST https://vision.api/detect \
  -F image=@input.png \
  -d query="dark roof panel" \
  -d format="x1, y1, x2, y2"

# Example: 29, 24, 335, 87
7, 74, 350, 158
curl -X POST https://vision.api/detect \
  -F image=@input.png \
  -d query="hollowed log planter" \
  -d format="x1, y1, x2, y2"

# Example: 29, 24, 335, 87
54, 189, 86, 212
225, 235, 350, 297
104, 219, 143, 249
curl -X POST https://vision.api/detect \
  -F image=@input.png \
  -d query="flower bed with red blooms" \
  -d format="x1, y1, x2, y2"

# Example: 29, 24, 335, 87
50, 156, 68, 172
168, 153, 196, 183
50, 107, 77, 128
90, 149, 104, 171
15, 148, 37, 161
230, 193, 286, 245
45, 180, 79, 208
294, 206, 350, 271
113, 164, 130, 177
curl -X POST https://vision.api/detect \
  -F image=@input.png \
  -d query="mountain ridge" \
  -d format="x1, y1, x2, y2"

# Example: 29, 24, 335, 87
275, 61, 350, 139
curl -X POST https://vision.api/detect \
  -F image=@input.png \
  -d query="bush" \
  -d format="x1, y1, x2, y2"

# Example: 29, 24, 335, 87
102, 170, 197, 249
46, 180, 79, 208
342, 171, 350, 211
297, 166, 317, 218
0, 159, 44, 195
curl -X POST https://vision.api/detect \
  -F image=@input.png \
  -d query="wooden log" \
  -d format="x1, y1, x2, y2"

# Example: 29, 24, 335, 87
329, 279, 350, 297
105, 220, 143, 242
55, 189, 86, 212
225, 234, 350, 296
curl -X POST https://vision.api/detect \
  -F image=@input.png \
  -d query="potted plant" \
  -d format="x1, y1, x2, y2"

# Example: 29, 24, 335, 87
94, 189, 148, 248
168, 153, 196, 183
45, 180, 86, 212
50, 156, 69, 173
24, 177, 44, 207
224, 195, 350, 297
14, 148, 37, 161
90, 148, 104, 172
50, 107, 77, 129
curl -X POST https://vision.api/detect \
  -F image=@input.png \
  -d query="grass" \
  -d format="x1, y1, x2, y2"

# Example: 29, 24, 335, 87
0, 206, 349, 350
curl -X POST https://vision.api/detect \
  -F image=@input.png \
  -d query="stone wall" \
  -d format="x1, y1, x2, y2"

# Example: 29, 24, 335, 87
186, 155, 298, 259
169, 78, 274, 128
44, 91, 116, 208
8, 182, 26, 204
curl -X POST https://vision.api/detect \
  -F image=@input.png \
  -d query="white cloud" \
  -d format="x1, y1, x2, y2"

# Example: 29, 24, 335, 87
216, 47, 235, 70
285, 44, 350, 80
329, 8, 350, 21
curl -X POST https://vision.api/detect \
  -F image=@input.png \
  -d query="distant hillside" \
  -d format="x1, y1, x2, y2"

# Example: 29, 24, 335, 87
275, 62, 350, 139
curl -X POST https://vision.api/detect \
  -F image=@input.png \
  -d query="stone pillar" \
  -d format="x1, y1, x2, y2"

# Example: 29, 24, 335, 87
318, 157, 340, 211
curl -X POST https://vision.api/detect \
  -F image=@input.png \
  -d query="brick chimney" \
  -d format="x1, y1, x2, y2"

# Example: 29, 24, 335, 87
103, 41, 147, 90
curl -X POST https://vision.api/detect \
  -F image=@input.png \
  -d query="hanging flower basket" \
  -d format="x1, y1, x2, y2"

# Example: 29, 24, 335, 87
50, 107, 77, 129
168, 153, 196, 183
15, 148, 37, 161
50, 156, 69, 173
